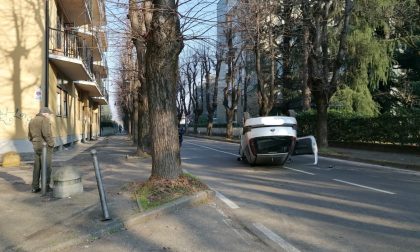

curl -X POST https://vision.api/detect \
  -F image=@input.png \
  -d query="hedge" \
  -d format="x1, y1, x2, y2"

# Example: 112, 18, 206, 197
296, 111, 420, 146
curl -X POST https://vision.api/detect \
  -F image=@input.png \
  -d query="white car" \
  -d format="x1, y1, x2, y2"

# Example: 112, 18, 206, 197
238, 116, 317, 166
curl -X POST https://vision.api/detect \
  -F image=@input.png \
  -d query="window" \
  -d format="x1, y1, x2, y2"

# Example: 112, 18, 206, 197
63, 91, 68, 117
56, 87, 68, 117
78, 99, 83, 120
56, 89, 61, 116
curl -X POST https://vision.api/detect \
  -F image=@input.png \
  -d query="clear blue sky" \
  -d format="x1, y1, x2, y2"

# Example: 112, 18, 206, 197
104, 0, 219, 123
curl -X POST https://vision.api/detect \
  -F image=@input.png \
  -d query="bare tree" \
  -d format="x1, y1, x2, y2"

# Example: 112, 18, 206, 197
176, 75, 186, 121
222, 14, 241, 139
186, 53, 203, 133
115, 39, 137, 135
201, 47, 221, 136
235, 0, 280, 116
144, 0, 184, 179
128, 0, 151, 155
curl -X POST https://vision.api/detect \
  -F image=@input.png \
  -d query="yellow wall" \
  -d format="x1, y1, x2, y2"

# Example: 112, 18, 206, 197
0, 0, 44, 140
0, 0, 103, 156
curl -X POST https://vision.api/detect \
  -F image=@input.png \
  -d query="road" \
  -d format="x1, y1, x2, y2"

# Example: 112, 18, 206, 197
181, 137, 420, 252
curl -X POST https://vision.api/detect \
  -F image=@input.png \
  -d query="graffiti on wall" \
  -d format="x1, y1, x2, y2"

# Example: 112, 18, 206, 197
0, 108, 31, 126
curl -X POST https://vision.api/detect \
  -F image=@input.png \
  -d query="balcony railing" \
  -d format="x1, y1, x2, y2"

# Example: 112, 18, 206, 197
49, 27, 94, 79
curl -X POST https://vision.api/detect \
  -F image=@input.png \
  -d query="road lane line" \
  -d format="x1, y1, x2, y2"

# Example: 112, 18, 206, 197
208, 188, 240, 209
284, 166, 315, 175
185, 141, 239, 157
253, 223, 301, 252
186, 142, 316, 176
333, 179, 396, 195
184, 169, 240, 209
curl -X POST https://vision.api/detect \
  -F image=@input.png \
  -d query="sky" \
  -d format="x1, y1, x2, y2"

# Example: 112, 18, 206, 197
104, 0, 219, 124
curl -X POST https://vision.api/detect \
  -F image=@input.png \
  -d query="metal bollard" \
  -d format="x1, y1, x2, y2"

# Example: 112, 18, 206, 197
41, 142, 47, 196
90, 149, 111, 221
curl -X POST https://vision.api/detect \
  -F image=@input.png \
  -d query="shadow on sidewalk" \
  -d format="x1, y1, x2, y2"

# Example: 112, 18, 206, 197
0, 171, 29, 192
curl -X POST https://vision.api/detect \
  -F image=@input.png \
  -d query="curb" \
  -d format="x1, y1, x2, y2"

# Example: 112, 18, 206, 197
124, 190, 215, 229
320, 153, 420, 171
211, 193, 283, 252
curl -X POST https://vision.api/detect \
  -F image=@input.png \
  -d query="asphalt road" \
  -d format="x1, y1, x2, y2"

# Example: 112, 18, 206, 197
181, 137, 420, 252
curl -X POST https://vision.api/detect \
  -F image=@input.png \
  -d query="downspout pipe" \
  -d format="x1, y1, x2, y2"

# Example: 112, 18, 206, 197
44, 0, 49, 107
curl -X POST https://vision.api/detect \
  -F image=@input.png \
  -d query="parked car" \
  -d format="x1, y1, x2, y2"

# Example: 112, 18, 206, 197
238, 116, 317, 166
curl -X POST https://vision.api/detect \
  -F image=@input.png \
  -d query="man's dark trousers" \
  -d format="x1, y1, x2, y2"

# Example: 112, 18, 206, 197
32, 147, 52, 190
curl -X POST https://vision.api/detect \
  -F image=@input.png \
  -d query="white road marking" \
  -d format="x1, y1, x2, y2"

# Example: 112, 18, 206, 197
213, 189, 240, 209
185, 137, 239, 145
333, 179, 396, 195
184, 169, 239, 209
253, 223, 301, 252
185, 141, 239, 157
284, 166, 315, 175
320, 156, 420, 175
185, 142, 316, 177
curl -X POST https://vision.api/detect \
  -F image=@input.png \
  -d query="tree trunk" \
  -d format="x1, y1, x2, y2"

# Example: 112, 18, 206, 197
128, 0, 151, 155
314, 92, 329, 148
145, 0, 183, 179
226, 109, 234, 139
301, 0, 311, 110
207, 53, 221, 136
206, 119, 213, 136
137, 81, 151, 155
193, 114, 199, 134
133, 82, 139, 144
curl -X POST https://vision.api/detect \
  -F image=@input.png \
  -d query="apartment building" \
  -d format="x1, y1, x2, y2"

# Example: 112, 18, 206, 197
0, 0, 108, 158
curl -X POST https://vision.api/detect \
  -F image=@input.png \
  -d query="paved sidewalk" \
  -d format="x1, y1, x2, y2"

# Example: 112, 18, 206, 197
0, 136, 270, 252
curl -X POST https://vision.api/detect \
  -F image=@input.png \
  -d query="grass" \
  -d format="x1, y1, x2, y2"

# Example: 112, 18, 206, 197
129, 173, 209, 211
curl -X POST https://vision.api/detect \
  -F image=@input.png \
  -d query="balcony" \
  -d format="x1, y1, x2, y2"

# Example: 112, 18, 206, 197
93, 57, 108, 78
58, 0, 92, 26
74, 80, 102, 97
49, 28, 94, 81
49, 27, 107, 103
75, 26, 107, 61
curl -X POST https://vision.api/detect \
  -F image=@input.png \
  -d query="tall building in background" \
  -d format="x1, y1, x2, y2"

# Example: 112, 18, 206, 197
215, 0, 259, 125
0, 0, 108, 158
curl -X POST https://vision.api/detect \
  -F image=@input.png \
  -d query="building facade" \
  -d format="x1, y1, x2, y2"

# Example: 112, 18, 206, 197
0, 0, 108, 158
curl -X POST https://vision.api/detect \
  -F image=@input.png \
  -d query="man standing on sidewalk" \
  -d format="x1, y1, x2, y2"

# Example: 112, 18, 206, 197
28, 107, 54, 193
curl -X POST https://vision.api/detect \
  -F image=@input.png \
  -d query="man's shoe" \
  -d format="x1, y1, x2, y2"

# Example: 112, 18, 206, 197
31, 188, 41, 193
46, 186, 53, 192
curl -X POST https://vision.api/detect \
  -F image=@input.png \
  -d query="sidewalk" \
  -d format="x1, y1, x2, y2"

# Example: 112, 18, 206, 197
0, 136, 269, 252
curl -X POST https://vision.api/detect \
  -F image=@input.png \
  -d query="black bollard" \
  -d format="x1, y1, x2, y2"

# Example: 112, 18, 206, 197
41, 142, 47, 196
90, 149, 111, 221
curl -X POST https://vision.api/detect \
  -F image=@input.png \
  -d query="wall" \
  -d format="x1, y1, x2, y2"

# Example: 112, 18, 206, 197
0, 0, 45, 154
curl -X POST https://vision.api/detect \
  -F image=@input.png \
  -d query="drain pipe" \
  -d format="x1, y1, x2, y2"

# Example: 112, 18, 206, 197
44, 0, 49, 107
